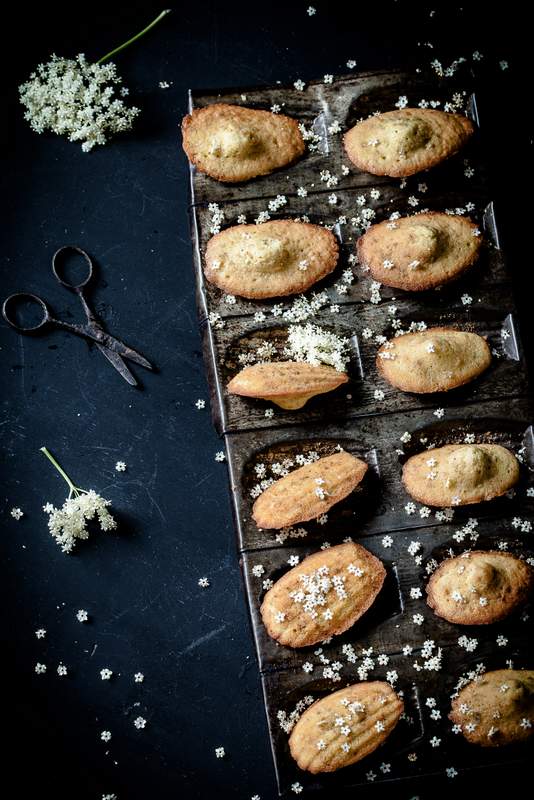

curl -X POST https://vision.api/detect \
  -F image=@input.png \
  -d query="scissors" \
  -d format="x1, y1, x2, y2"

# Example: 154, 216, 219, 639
2, 246, 153, 387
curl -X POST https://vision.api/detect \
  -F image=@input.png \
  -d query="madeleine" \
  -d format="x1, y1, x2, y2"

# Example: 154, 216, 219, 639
343, 108, 474, 177
377, 328, 491, 393
182, 103, 305, 182
357, 212, 482, 291
450, 670, 534, 747
252, 451, 367, 529
205, 220, 339, 299
402, 444, 520, 507
261, 543, 386, 647
426, 551, 533, 625
228, 361, 348, 409
289, 682, 404, 773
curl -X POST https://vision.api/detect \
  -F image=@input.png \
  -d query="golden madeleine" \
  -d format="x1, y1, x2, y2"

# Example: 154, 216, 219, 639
377, 328, 491, 393
260, 543, 386, 647
357, 212, 482, 291
427, 551, 533, 625
343, 108, 474, 177
449, 669, 534, 747
289, 682, 404, 773
182, 103, 305, 182
205, 220, 339, 299
227, 361, 348, 409
252, 451, 367, 529
402, 444, 520, 508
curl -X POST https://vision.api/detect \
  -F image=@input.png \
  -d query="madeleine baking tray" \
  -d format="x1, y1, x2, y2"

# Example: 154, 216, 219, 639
185, 69, 534, 796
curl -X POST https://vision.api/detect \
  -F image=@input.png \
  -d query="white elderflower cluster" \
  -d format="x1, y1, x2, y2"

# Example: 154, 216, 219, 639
45, 489, 117, 553
19, 54, 140, 152
284, 323, 350, 371
40, 447, 117, 553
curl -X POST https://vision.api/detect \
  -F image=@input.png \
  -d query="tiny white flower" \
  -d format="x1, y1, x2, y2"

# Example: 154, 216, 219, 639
134, 716, 147, 730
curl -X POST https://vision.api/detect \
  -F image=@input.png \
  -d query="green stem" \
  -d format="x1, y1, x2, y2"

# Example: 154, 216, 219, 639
96, 9, 171, 64
40, 447, 79, 495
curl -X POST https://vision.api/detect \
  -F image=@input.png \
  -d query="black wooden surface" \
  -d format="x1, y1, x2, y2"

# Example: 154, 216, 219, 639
2, 3, 532, 799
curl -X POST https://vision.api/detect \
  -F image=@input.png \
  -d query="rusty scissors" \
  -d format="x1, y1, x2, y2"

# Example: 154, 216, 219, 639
2, 246, 153, 387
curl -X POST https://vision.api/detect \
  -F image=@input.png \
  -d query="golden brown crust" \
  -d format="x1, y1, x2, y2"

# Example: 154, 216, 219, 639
357, 212, 482, 291
426, 551, 533, 625
252, 451, 368, 529
376, 327, 491, 393
227, 361, 348, 409
182, 103, 305, 182
402, 444, 520, 508
449, 669, 534, 747
205, 220, 339, 299
289, 682, 404, 773
260, 543, 386, 647
343, 108, 474, 177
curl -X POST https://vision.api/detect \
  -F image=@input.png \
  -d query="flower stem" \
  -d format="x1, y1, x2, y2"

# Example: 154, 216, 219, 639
40, 447, 78, 494
96, 9, 171, 65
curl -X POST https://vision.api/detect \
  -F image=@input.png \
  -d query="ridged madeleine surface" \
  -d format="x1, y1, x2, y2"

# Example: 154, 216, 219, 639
402, 444, 520, 507
252, 451, 367, 529
357, 212, 482, 291
227, 361, 348, 409
343, 108, 474, 177
427, 551, 533, 625
377, 328, 491, 393
449, 669, 534, 747
289, 682, 404, 773
182, 103, 305, 182
205, 220, 339, 299
261, 543, 386, 647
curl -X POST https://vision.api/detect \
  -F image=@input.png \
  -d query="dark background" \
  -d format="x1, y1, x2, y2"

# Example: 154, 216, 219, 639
2, 2, 532, 798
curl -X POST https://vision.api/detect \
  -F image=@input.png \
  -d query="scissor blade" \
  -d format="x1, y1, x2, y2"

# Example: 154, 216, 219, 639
98, 333, 153, 370
96, 343, 137, 386
118, 344, 153, 370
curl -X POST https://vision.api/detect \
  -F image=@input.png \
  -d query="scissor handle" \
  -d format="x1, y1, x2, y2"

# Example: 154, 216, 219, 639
52, 245, 94, 290
2, 293, 51, 332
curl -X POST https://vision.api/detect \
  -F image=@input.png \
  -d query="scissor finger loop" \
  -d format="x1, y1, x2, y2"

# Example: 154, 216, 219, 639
52, 245, 94, 290
2, 293, 51, 332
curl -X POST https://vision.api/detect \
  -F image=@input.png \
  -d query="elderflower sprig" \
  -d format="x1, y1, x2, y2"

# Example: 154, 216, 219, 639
19, 10, 170, 152
40, 447, 117, 553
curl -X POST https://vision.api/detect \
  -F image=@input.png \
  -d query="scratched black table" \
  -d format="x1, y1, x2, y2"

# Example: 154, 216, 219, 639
2, 3, 531, 799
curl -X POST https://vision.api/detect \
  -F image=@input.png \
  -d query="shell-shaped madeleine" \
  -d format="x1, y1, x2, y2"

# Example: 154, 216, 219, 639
357, 212, 482, 291
181, 103, 305, 182
449, 669, 534, 747
289, 682, 404, 773
227, 361, 348, 409
377, 327, 491, 393
260, 543, 386, 647
205, 220, 339, 299
252, 451, 367, 529
343, 108, 474, 177
402, 444, 520, 508
427, 551, 533, 625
